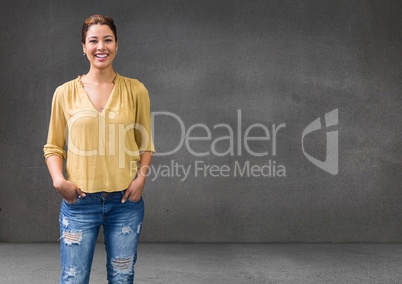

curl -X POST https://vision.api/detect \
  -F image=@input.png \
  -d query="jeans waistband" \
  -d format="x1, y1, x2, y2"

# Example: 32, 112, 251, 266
84, 190, 125, 200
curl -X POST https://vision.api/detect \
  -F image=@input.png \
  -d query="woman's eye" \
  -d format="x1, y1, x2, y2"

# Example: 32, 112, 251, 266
89, 40, 97, 43
105, 39, 112, 42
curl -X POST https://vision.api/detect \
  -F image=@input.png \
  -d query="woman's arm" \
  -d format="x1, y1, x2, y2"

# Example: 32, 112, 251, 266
121, 151, 152, 203
44, 87, 85, 203
46, 155, 86, 203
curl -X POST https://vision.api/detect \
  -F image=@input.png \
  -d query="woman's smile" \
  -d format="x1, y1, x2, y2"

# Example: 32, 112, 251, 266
95, 53, 109, 61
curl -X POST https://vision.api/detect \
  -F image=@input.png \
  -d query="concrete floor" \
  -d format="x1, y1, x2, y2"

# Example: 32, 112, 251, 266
0, 243, 401, 283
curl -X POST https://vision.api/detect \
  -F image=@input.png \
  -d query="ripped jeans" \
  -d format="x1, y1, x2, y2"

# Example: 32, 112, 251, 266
59, 190, 144, 284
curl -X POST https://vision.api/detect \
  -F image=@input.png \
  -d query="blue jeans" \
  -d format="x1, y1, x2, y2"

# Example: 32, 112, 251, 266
59, 190, 144, 284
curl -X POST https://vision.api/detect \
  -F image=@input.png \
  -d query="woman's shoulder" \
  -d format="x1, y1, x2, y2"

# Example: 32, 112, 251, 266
117, 73, 146, 89
52, 76, 80, 101
55, 76, 80, 93
117, 73, 149, 100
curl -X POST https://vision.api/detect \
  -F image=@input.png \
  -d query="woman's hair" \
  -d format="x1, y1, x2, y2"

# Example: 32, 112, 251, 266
81, 14, 117, 44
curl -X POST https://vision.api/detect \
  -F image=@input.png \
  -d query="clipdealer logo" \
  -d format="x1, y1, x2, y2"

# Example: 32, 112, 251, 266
65, 108, 339, 180
145, 109, 339, 180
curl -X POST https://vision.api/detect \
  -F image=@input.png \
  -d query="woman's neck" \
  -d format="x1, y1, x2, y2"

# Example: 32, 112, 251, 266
84, 67, 116, 84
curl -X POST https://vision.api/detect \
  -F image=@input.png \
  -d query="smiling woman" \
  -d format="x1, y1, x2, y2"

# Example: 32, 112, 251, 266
82, 16, 118, 72
43, 14, 155, 284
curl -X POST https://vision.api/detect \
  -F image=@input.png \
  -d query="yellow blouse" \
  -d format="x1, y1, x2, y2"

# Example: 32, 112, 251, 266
44, 73, 155, 193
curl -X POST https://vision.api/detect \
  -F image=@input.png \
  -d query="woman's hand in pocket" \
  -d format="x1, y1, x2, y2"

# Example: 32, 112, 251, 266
54, 178, 86, 203
121, 177, 145, 203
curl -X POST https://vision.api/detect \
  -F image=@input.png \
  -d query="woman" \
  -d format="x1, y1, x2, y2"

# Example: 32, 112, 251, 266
44, 14, 155, 283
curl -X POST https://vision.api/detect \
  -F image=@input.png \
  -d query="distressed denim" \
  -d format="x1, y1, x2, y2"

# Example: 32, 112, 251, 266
59, 190, 144, 284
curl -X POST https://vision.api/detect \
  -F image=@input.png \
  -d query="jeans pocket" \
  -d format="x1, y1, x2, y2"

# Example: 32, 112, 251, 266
127, 196, 143, 204
63, 195, 83, 206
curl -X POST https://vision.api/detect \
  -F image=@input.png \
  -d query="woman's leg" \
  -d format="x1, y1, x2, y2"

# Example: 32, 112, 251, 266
59, 196, 101, 284
103, 194, 144, 284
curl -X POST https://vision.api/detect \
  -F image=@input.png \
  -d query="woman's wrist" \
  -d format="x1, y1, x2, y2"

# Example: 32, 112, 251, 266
53, 176, 67, 189
136, 173, 147, 182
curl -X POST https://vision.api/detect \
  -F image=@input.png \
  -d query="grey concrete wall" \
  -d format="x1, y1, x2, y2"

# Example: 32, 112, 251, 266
0, 0, 401, 242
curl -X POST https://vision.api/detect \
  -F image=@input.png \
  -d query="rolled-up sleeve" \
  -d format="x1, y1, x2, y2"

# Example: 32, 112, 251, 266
135, 83, 156, 154
43, 87, 67, 160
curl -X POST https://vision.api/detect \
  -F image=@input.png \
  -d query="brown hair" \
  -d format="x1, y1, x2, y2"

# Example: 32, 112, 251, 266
81, 14, 117, 44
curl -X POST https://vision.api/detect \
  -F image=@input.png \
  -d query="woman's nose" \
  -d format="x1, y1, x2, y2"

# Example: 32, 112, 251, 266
97, 41, 105, 50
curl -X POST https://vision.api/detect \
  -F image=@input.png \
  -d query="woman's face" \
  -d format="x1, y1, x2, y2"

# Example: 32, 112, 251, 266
82, 24, 118, 70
